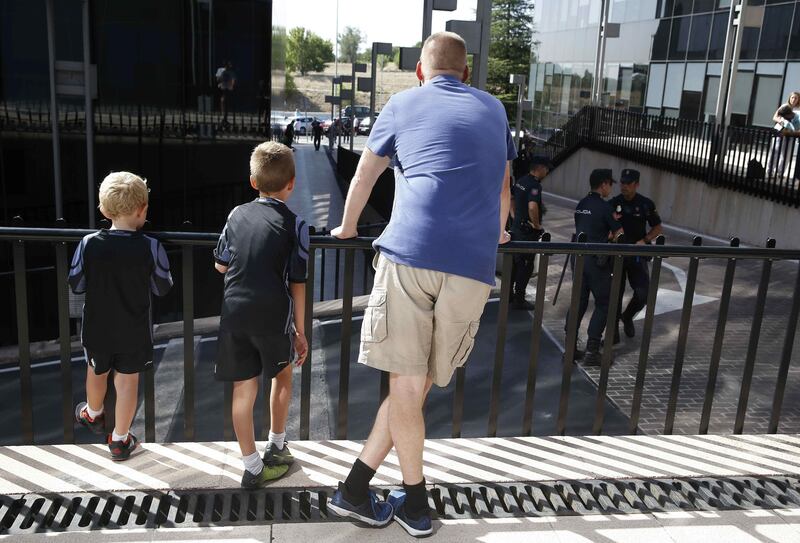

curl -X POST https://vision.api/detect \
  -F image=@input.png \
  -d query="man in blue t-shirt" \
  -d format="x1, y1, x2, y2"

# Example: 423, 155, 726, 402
328, 31, 516, 536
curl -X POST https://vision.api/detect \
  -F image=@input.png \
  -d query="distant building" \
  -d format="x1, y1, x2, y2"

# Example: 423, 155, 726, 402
530, 0, 800, 128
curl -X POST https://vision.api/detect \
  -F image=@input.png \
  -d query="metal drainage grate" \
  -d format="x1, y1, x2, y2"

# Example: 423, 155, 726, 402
2, 476, 799, 535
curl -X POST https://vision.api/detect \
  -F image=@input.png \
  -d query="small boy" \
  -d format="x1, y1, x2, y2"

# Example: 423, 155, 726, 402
69, 172, 172, 460
214, 141, 309, 489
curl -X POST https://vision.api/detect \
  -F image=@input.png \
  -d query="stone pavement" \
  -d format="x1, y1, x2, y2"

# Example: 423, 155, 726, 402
528, 192, 800, 435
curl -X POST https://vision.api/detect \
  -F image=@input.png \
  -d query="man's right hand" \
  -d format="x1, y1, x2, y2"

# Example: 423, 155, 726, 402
331, 225, 358, 239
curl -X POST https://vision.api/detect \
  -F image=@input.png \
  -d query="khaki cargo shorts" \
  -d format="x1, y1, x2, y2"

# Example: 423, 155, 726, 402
358, 253, 492, 387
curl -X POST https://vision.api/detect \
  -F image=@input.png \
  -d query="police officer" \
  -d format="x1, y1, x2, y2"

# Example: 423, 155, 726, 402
609, 168, 662, 341
510, 155, 551, 310
568, 168, 624, 366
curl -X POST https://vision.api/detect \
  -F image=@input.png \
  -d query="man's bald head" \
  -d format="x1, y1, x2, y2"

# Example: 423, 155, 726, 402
419, 31, 468, 80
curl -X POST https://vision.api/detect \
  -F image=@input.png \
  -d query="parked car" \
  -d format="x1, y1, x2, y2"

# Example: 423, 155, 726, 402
342, 105, 369, 120
357, 112, 379, 135
281, 116, 316, 135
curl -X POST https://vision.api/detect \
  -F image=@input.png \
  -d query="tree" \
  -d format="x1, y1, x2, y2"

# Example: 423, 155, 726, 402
338, 26, 364, 64
487, 0, 534, 98
286, 27, 334, 75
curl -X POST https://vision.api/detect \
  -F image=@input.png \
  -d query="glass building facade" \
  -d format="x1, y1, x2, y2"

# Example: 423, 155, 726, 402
530, 0, 800, 128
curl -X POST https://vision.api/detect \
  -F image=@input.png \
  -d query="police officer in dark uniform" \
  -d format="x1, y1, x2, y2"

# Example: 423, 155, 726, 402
609, 169, 663, 341
569, 168, 624, 366
510, 155, 551, 310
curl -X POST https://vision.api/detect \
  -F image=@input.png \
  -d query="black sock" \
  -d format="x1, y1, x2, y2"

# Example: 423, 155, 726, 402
403, 479, 429, 520
342, 459, 375, 506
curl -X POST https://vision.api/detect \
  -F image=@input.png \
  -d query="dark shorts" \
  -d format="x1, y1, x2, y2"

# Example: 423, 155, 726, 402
84, 348, 153, 375
215, 330, 293, 382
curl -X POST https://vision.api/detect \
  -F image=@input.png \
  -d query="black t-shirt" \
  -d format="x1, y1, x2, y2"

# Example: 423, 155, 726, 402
575, 192, 622, 243
511, 174, 542, 235
609, 193, 661, 243
214, 197, 309, 336
68, 230, 173, 355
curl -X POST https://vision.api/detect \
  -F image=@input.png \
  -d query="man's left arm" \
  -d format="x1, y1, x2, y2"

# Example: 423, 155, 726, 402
639, 203, 663, 244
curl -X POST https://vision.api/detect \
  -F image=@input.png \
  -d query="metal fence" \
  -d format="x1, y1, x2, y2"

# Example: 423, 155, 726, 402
2, 226, 799, 446
534, 106, 800, 207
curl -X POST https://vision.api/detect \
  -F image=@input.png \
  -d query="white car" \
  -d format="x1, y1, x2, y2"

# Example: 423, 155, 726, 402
282, 116, 316, 135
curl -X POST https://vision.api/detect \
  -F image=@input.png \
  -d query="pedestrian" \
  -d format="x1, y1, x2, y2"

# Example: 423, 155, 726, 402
329, 31, 515, 537
510, 155, 551, 310
567, 168, 623, 366
768, 103, 800, 177
213, 141, 309, 488
609, 169, 662, 342
216, 61, 236, 127
312, 118, 323, 151
70, 172, 173, 460
283, 120, 295, 149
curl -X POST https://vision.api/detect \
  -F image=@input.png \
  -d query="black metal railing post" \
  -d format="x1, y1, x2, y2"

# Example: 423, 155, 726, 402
300, 246, 315, 440
769, 259, 800, 433
336, 249, 355, 439
12, 228, 34, 444
558, 232, 586, 435
522, 233, 551, 436
182, 223, 196, 441
487, 253, 513, 437
54, 233, 74, 444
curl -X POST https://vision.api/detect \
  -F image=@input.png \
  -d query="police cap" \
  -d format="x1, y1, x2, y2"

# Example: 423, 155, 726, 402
620, 168, 640, 184
529, 155, 554, 170
589, 168, 615, 188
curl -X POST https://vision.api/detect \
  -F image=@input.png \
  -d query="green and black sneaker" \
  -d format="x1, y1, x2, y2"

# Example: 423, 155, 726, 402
241, 461, 289, 489
263, 442, 295, 467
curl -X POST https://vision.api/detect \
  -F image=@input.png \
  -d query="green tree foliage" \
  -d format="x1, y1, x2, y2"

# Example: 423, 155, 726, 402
487, 0, 534, 98
338, 26, 364, 63
286, 27, 334, 75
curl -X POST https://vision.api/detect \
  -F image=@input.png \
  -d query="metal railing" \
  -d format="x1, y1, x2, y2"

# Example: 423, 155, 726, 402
535, 106, 800, 207
2, 226, 799, 446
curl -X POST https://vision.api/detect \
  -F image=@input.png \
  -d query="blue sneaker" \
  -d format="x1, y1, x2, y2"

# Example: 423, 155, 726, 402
387, 489, 433, 537
328, 482, 393, 527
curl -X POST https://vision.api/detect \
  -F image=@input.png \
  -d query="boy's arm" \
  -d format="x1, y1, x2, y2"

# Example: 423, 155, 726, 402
150, 241, 173, 296
290, 282, 306, 337
289, 218, 310, 364
68, 237, 88, 293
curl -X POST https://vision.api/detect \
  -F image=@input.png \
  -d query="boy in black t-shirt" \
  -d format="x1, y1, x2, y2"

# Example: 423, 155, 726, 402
214, 141, 309, 488
69, 172, 173, 460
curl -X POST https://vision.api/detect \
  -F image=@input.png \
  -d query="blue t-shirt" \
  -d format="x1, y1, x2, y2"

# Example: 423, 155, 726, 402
367, 75, 517, 285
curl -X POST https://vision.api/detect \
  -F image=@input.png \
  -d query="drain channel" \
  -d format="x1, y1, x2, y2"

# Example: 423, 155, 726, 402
2, 476, 799, 534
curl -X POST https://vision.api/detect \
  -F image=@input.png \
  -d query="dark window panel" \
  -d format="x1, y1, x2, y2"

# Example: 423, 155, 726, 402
708, 11, 729, 59
739, 27, 760, 60
668, 16, 691, 60
693, 0, 716, 12
688, 13, 713, 59
789, 3, 800, 59
758, 4, 793, 60
673, 0, 693, 16
652, 18, 672, 60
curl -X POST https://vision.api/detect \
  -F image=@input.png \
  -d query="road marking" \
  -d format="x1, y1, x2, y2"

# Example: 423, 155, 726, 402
0, 452, 82, 492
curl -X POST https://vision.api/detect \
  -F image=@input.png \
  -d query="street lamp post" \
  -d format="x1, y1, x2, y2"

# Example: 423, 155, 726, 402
369, 42, 392, 131
510, 74, 532, 149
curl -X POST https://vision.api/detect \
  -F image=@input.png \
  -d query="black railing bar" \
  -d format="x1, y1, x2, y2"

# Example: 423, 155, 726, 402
522, 234, 552, 436
54, 241, 74, 444
558, 233, 587, 435
451, 367, 466, 439
300, 247, 315, 440
182, 244, 196, 441
487, 253, 513, 437
13, 240, 34, 444
664, 236, 703, 435
336, 250, 355, 439
4, 229, 799, 260
628, 235, 666, 434
592, 251, 624, 435
698, 238, 740, 435
734, 238, 777, 434
768, 259, 800, 433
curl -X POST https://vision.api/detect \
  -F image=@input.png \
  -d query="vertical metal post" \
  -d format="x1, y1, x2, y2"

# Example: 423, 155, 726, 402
514, 80, 525, 149
769, 260, 800, 433
592, 251, 624, 435
592, 0, 608, 105
664, 236, 703, 434
473, 0, 492, 90
522, 234, 550, 436
699, 239, 739, 434
13, 239, 33, 444
487, 253, 513, 437
734, 238, 775, 433
715, 0, 742, 126
45, 0, 63, 220
182, 244, 195, 441
336, 249, 355, 439
224, 382, 233, 441
349, 63, 356, 152
558, 233, 587, 435
83, 0, 96, 227
422, 0, 433, 42
300, 247, 315, 440
55, 240, 74, 443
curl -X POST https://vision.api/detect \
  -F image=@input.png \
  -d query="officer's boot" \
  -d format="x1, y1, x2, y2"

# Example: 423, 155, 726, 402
582, 338, 602, 367
562, 341, 584, 362
621, 309, 636, 338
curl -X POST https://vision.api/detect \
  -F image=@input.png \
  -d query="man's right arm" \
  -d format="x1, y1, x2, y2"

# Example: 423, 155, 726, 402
331, 148, 391, 239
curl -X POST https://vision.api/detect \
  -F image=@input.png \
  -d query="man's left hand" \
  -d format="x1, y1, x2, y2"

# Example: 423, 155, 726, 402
499, 230, 511, 244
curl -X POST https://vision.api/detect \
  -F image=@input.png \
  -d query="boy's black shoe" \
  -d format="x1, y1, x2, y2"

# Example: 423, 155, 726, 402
263, 442, 295, 466
107, 433, 139, 461
75, 402, 105, 434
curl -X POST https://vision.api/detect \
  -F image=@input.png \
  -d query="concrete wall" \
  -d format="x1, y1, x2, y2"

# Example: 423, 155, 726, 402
546, 148, 800, 249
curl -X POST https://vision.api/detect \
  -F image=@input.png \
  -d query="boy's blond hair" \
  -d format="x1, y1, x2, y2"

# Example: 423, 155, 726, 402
250, 141, 295, 193
98, 172, 149, 218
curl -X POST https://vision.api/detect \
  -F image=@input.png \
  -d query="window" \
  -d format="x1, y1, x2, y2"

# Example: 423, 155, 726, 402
783, 63, 800, 101
731, 71, 754, 116
664, 63, 686, 107
758, 4, 793, 59
668, 16, 691, 60
708, 12, 729, 60
692, 0, 716, 13
739, 27, 760, 60
788, 4, 800, 59
646, 63, 667, 108
704, 75, 721, 121
752, 75, 782, 127
652, 19, 672, 60
687, 14, 712, 60
673, 0, 693, 16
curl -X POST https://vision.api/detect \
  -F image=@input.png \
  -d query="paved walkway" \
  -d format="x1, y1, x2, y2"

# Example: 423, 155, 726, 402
531, 193, 800, 435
